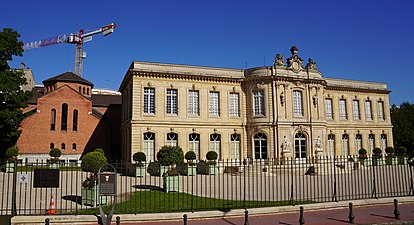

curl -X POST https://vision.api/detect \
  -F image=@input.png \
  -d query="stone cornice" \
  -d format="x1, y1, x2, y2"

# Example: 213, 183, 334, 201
132, 71, 242, 84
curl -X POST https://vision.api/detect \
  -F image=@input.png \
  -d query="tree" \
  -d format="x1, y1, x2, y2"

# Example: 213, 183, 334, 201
391, 102, 414, 158
0, 28, 31, 159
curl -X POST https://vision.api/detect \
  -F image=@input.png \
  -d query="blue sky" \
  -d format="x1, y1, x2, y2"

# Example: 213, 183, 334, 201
2, 0, 413, 105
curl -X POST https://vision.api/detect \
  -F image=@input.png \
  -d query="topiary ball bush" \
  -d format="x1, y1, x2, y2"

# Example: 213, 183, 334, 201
185, 151, 197, 161
94, 148, 105, 155
358, 148, 367, 155
81, 151, 108, 174
373, 147, 382, 156
385, 146, 395, 155
49, 148, 62, 158
6, 147, 19, 158
396, 146, 407, 157
206, 151, 218, 161
156, 146, 184, 166
133, 152, 146, 162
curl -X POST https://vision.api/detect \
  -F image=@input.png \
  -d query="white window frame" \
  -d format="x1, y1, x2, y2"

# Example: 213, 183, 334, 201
325, 98, 333, 119
209, 91, 220, 116
353, 100, 360, 120
328, 134, 334, 156
143, 88, 155, 114
368, 134, 375, 154
167, 132, 178, 147
342, 134, 349, 156
143, 132, 155, 162
229, 92, 240, 117
166, 89, 178, 115
188, 90, 199, 116
253, 90, 265, 116
355, 134, 362, 152
378, 101, 385, 121
210, 133, 221, 159
365, 100, 373, 121
293, 90, 303, 117
188, 133, 200, 159
230, 134, 240, 160
339, 99, 347, 120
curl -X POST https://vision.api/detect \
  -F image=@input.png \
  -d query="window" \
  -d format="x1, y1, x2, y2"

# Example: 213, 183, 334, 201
253, 90, 265, 116
368, 134, 375, 154
167, 132, 178, 147
353, 100, 360, 120
209, 91, 220, 116
188, 90, 199, 116
210, 133, 221, 159
342, 134, 349, 156
293, 91, 303, 117
230, 134, 240, 160
61, 143, 65, 150
325, 99, 333, 119
254, 133, 267, 159
61, 103, 68, 131
294, 132, 307, 159
166, 89, 178, 115
365, 100, 373, 121
73, 109, 78, 131
188, 133, 200, 159
72, 143, 76, 151
355, 134, 362, 152
327, 134, 335, 156
378, 101, 385, 121
143, 88, 155, 114
143, 132, 155, 162
51, 109, 56, 131
50, 142, 54, 149
339, 99, 347, 120
229, 93, 240, 117
381, 134, 387, 152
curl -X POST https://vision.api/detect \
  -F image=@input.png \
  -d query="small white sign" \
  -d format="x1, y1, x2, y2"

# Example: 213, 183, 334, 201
19, 173, 29, 184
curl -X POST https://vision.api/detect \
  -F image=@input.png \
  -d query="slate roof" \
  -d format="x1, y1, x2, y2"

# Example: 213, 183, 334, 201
91, 94, 122, 107
42, 72, 94, 87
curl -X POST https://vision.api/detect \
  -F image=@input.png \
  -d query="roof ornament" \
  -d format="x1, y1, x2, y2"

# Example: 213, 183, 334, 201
286, 46, 303, 73
274, 54, 285, 67
306, 58, 317, 71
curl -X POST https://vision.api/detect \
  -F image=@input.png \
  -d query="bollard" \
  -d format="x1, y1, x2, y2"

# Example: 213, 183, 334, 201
45, 218, 50, 225
394, 199, 400, 220
299, 206, 305, 225
116, 216, 120, 225
183, 214, 188, 225
244, 210, 249, 225
348, 202, 355, 224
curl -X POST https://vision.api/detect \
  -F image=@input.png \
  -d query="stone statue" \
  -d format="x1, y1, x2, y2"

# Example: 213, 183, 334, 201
274, 54, 285, 67
315, 136, 323, 156
307, 58, 317, 70
281, 136, 291, 152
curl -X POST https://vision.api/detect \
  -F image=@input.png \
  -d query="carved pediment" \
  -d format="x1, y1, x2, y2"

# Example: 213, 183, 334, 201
286, 46, 304, 73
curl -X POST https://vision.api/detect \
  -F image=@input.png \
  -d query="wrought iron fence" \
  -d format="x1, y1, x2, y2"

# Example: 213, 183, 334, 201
0, 156, 413, 216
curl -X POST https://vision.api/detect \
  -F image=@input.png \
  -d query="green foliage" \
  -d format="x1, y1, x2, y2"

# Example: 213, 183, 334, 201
395, 146, 407, 157
185, 151, 196, 161
5, 146, 18, 161
133, 152, 146, 167
49, 148, 62, 158
0, 28, 31, 156
156, 146, 184, 166
373, 147, 382, 156
81, 151, 108, 174
358, 148, 367, 155
391, 103, 414, 157
206, 151, 218, 161
385, 146, 395, 155
94, 148, 105, 155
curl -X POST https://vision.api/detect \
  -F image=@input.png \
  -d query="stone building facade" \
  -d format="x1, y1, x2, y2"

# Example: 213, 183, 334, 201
18, 72, 121, 164
119, 47, 392, 163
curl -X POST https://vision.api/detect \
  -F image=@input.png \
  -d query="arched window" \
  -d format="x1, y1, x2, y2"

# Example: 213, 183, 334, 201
381, 134, 387, 152
188, 133, 200, 159
368, 134, 375, 154
51, 109, 56, 130
295, 132, 307, 159
83, 87, 85, 94
143, 132, 155, 162
79, 86, 81, 93
61, 103, 68, 131
50, 142, 54, 149
61, 143, 65, 150
355, 134, 363, 153
342, 134, 349, 156
87, 88, 89, 95
73, 109, 78, 131
293, 90, 303, 117
166, 132, 178, 147
72, 143, 76, 151
230, 134, 240, 160
254, 133, 267, 159
327, 134, 335, 156
210, 133, 221, 159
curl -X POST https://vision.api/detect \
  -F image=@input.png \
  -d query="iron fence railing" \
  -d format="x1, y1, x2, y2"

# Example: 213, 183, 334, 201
0, 156, 413, 215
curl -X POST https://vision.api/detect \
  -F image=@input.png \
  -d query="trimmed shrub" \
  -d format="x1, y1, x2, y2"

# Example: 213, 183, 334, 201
81, 151, 108, 174
49, 148, 62, 158
185, 151, 197, 161
385, 146, 395, 157
156, 146, 184, 166
358, 148, 367, 155
133, 152, 146, 167
5, 147, 18, 162
373, 147, 382, 157
206, 151, 218, 161
396, 146, 407, 157
94, 148, 105, 155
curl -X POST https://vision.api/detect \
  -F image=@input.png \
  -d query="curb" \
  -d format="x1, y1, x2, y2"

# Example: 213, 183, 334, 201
11, 196, 414, 225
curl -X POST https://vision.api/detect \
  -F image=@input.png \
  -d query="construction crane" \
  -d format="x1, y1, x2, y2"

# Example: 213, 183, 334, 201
23, 23, 117, 76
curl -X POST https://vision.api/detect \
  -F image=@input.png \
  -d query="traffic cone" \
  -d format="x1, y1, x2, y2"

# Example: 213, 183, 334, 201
46, 195, 56, 215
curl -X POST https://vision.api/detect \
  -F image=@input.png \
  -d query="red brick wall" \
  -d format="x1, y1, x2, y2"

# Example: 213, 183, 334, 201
18, 85, 110, 156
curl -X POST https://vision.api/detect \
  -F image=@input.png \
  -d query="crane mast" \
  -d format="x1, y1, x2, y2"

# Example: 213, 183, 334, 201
23, 23, 116, 77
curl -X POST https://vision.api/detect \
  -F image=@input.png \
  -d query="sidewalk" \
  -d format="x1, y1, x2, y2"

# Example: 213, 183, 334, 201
11, 197, 414, 225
